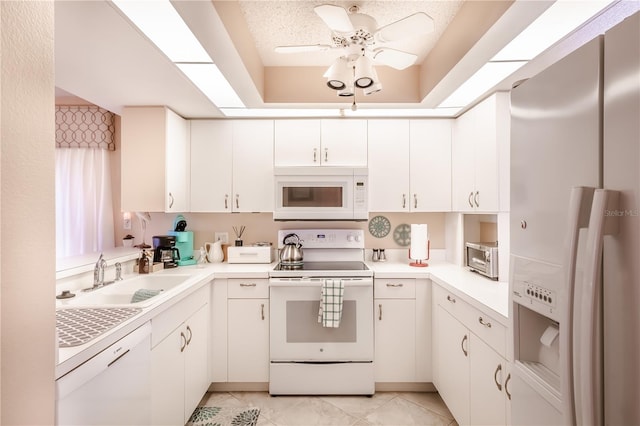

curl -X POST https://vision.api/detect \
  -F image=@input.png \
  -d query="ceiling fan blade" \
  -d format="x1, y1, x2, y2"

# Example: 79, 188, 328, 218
373, 48, 418, 70
374, 12, 434, 43
314, 4, 354, 33
275, 44, 334, 53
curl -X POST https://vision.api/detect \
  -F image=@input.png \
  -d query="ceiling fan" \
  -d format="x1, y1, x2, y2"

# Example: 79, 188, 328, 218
275, 4, 434, 96
275, 4, 434, 70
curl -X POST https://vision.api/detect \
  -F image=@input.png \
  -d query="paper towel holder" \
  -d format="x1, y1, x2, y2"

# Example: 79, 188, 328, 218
409, 241, 430, 267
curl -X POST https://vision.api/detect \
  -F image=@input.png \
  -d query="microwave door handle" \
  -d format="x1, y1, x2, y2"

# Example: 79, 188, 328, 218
471, 257, 486, 266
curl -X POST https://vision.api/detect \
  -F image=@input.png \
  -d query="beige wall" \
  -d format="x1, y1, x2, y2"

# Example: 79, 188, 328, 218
1, 2, 56, 424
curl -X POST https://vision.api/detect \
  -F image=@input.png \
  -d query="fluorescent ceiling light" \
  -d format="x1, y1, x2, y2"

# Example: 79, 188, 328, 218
112, 0, 211, 63
219, 108, 460, 118
177, 64, 245, 108
439, 61, 526, 108
492, 0, 615, 61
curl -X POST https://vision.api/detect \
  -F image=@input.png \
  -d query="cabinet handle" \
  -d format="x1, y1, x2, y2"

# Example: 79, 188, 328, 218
461, 334, 468, 357
186, 325, 193, 346
235, 194, 239, 209
402, 194, 406, 209
446, 295, 456, 303
313, 148, 317, 163
261, 303, 265, 321
505, 373, 512, 400
478, 316, 492, 328
180, 331, 187, 353
240, 282, 257, 287
386, 283, 403, 287
414, 193, 418, 209
378, 304, 382, 321
468, 192, 474, 208
169, 192, 174, 209
324, 147, 328, 163
224, 194, 229, 210
474, 191, 480, 207
494, 363, 503, 391
521, 220, 527, 230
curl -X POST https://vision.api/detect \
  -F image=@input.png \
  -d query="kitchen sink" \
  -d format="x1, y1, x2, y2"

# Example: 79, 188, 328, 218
61, 274, 191, 307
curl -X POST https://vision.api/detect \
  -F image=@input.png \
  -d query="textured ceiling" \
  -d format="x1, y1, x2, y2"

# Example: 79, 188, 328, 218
237, 1, 463, 67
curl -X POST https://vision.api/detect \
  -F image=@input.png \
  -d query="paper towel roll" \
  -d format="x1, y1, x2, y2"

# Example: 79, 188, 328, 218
410, 224, 429, 260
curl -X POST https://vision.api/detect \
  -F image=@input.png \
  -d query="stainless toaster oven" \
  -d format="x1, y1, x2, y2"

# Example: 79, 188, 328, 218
465, 242, 499, 280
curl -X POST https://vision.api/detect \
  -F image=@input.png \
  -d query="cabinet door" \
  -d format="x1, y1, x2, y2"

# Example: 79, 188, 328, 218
274, 120, 321, 166
121, 106, 167, 212
469, 335, 507, 425
374, 299, 416, 382
435, 306, 470, 425
320, 119, 367, 166
367, 120, 410, 211
232, 120, 274, 212
228, 299, 269, 382
415, 280, 432, 382
165, 109, 190, 212
184, 303, 210, 423
210, 279, 228, 383
473, 96, 499, 212
190, 120, 233, 212
452, 110, 476, 212
151, 327, 185, 426
410, 120, 452, 211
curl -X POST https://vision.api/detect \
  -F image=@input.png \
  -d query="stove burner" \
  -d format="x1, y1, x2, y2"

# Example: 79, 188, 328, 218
278, 262, 304, 270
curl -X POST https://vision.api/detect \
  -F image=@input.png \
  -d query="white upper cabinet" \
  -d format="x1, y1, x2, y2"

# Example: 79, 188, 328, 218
274, 119, 367, 166
190, 120, 273, 213
410, 120, 452, 211
368, 120, 410, 211
368, 119, 452, 212
452, 93, 510, 212
121, 106, 190, 212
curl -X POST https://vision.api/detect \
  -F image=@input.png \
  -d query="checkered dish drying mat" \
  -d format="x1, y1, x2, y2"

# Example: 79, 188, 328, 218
318, 279, 344, 328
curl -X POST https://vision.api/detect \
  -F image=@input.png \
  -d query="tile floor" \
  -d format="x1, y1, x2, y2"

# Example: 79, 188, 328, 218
198, 391, 458, 425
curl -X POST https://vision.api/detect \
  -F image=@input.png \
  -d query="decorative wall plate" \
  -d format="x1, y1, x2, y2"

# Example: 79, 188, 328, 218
393, 223, 411, 247
368, 215, 391, 238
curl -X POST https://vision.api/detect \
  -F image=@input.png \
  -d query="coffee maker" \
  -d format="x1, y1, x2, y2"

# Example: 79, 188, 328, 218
167, 215, 197, 266
152, 235, 180, 268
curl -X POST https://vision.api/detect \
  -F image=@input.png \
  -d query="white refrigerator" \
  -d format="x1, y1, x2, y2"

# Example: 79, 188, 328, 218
509, 11, 639, 426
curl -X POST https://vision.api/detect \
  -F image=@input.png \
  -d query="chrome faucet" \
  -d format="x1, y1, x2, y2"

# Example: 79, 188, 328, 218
93, 253, 107, 287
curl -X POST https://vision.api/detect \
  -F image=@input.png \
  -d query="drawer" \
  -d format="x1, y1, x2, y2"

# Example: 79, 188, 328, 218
433, 284, 467, 317
228, 278, 269, 299
374, 278, 415, 299
464, 306, 506, 356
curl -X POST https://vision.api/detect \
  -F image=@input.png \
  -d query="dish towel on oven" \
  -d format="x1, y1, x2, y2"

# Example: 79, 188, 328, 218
318, 279, 344, 328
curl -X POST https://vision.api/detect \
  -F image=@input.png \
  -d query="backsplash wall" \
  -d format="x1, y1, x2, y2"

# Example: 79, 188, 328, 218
115, 212, 446, 252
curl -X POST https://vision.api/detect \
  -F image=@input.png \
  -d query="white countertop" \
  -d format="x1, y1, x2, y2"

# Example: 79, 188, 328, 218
56, 258, 509, 378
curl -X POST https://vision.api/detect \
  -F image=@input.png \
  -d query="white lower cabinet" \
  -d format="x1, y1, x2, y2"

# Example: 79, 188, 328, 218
374, 278, 431, 383
151, 285, 210, 425
433, 284, 509, 425
211, 278, 270, 384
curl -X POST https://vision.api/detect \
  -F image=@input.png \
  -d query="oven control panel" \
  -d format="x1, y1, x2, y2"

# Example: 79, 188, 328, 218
277, 229, 364, 249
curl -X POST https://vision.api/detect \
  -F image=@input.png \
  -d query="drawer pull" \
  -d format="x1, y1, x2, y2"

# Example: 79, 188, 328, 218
479, 316, 492, 328
494, 363, 503, 391
180, 332, 187, 353
386, 283, 404, 287
185, 325, 193, 346
261, 303, 265, 321
505, 373, 512, 400
461, 334, 468, 357
240, 283, 257, 287
378, 304, 382, 321
446, 295, 456, 303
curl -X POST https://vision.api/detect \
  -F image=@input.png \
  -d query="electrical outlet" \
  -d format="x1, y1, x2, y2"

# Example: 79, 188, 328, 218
215, 232, 229, 244
123, 218, 131, 230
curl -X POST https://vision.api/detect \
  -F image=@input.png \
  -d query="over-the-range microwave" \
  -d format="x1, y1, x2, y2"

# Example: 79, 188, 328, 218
273, 167, 368, 221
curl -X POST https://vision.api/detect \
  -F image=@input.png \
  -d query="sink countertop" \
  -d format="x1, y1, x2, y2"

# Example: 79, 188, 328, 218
56, 258, 508, 378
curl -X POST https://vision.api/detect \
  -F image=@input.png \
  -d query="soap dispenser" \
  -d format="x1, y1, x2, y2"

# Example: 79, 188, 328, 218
139, 249, 150, 274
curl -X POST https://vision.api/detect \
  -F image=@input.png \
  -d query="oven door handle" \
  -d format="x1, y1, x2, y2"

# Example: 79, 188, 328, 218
269, 280, 373, 287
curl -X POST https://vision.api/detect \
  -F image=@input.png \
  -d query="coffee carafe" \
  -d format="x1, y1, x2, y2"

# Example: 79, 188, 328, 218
152, 235, 180, 268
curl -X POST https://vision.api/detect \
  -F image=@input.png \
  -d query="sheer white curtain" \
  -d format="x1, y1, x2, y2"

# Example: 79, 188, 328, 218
56, 148, 115, 257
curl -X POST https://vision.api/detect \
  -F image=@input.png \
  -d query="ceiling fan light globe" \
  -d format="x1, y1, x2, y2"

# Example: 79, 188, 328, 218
354, 55, 375, 88
327, 80, 346, 90
324, 57, 352, 91
338, 86, 355, 97
364, 82, 383, 96
355, 77, 374, 88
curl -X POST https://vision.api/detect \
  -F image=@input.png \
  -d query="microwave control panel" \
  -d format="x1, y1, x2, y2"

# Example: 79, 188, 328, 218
354, 175, 367, 209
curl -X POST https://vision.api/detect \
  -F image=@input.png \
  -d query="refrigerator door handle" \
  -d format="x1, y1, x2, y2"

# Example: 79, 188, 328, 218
561, 186, 595, 425
577, 189, 619, 426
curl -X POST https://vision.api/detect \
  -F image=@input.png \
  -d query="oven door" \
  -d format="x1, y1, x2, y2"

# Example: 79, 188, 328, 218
269, 278, 373, 362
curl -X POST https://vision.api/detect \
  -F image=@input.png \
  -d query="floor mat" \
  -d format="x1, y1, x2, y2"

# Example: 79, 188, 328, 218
186, 406, 260, 426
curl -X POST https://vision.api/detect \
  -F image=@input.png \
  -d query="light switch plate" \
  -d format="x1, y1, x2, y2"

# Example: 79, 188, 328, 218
215, 232, 229, 244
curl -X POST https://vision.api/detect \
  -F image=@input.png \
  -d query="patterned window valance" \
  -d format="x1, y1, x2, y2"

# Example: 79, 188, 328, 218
55, 105, 115, 150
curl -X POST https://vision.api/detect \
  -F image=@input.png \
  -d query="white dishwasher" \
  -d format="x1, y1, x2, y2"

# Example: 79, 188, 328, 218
56, 322, 152, 426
